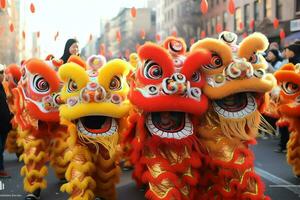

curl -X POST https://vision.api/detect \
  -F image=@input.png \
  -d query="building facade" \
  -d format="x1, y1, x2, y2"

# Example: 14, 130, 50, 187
96, 7, 156, 58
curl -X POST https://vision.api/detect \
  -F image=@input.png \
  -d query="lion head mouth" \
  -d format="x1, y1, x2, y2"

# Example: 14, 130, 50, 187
213, 93, 257, 118
146, 112, 193, 139
77, 116, 117, 137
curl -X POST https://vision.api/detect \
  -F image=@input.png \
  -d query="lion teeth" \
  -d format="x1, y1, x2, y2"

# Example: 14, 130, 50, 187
146, 113, 193, 140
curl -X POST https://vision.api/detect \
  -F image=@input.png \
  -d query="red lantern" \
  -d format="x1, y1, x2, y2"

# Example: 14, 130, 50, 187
249, 19, 255, 30
116, 30, 121, 42
22, 31, 26, 39
30, 3, 35, 13
228, 0, 235, 15
171, 30, 177, 37
155, 34, 161, 42
190, 38, 195, 46
200, 0, 208, 14
0, 0, 6, 9
200, 31, 206, 39
239, 22, 244, 30
37, 31, 40, 38
140, 29, 146, 39
273, 18, 279, 29
279, 29, 285, 40
131, 7, 137, 18
242, 32, 248, 38
216, 24, 222, 33
9, 23, 14, 32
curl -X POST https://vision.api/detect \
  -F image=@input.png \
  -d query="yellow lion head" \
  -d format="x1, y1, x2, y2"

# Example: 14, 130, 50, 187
58, 56, 132, 155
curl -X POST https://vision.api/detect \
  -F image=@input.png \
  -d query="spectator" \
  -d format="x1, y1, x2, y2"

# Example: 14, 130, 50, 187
266, 49, 283, 70
283, 41, 300, 65
60, 38, 79, 64
0, 64, 12, 178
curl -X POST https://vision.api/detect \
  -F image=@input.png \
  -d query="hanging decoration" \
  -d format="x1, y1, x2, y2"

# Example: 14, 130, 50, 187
171, 30, 177, 37
131, 7, 137, 18
0, 0, 6, 9
279, 29, 285, 40
116, 30, 121, 43
228, 0, 235, 15
54, 31, 59, 41
155, 34, 161, 42
22, 31, 26, 39
273, 18, 279, 29
200, 31, 206, 39
249, 19, 255, 30
190, 38, 195, 46
9, 23, 14, 32
216, 23, 222, 33
30, 3, 35, 13
37, 31, 40, 38
200, 0, 208, 14
140, 29, 146, 40
239, 22, 244, 30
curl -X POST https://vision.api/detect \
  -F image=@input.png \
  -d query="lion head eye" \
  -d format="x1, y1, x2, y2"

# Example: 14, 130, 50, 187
109, 76, 122, 90
282, 82, 299, 95
143, 60, 163, 79
67, 79, 78, 93
248, 54, 259, 64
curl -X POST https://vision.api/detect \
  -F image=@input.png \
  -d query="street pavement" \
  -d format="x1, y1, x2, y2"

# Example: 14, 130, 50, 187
1, 136, 300, 200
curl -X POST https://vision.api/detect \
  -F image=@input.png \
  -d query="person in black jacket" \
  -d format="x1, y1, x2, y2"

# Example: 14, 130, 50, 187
60, 38, 79, 63
0, 64, 12, 178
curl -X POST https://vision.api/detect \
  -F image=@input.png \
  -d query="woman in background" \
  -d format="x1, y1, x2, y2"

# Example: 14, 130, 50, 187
60, 38, 79, 63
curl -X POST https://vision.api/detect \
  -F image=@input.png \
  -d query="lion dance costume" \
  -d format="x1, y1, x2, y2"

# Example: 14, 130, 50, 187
2, 64, 23, 157
13, 57, 70, 199
124, 37, 211, 200
191, 32, 276, 199
274, 63, 300, 177
59, 55, 132, 200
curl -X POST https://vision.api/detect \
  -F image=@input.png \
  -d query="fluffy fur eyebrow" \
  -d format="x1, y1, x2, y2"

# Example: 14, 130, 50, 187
25, 59, 60, 93
58, 62, 89, 89
138, 42, 174, 76
238, 32, 269, 59
98, 59, 131, 91
181, 49, 211, 80
190, 38, 232, 65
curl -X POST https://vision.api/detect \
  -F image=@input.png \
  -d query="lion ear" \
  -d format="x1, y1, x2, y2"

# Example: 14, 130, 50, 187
67, 55, 86, 69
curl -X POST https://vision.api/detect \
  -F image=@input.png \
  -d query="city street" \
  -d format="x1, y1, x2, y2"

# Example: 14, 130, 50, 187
1, 137, 300, 200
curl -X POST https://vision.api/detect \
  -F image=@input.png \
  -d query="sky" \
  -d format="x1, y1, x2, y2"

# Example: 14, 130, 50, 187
22, 0, 147, 58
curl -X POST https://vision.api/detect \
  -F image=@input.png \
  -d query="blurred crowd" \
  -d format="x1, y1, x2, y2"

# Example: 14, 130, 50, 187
262, 40, 300, 153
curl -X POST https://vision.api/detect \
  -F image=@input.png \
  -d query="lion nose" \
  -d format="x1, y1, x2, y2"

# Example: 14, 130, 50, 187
226, 61, 253, 79
162, 73, 187, 95
80, 85, 106, 103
